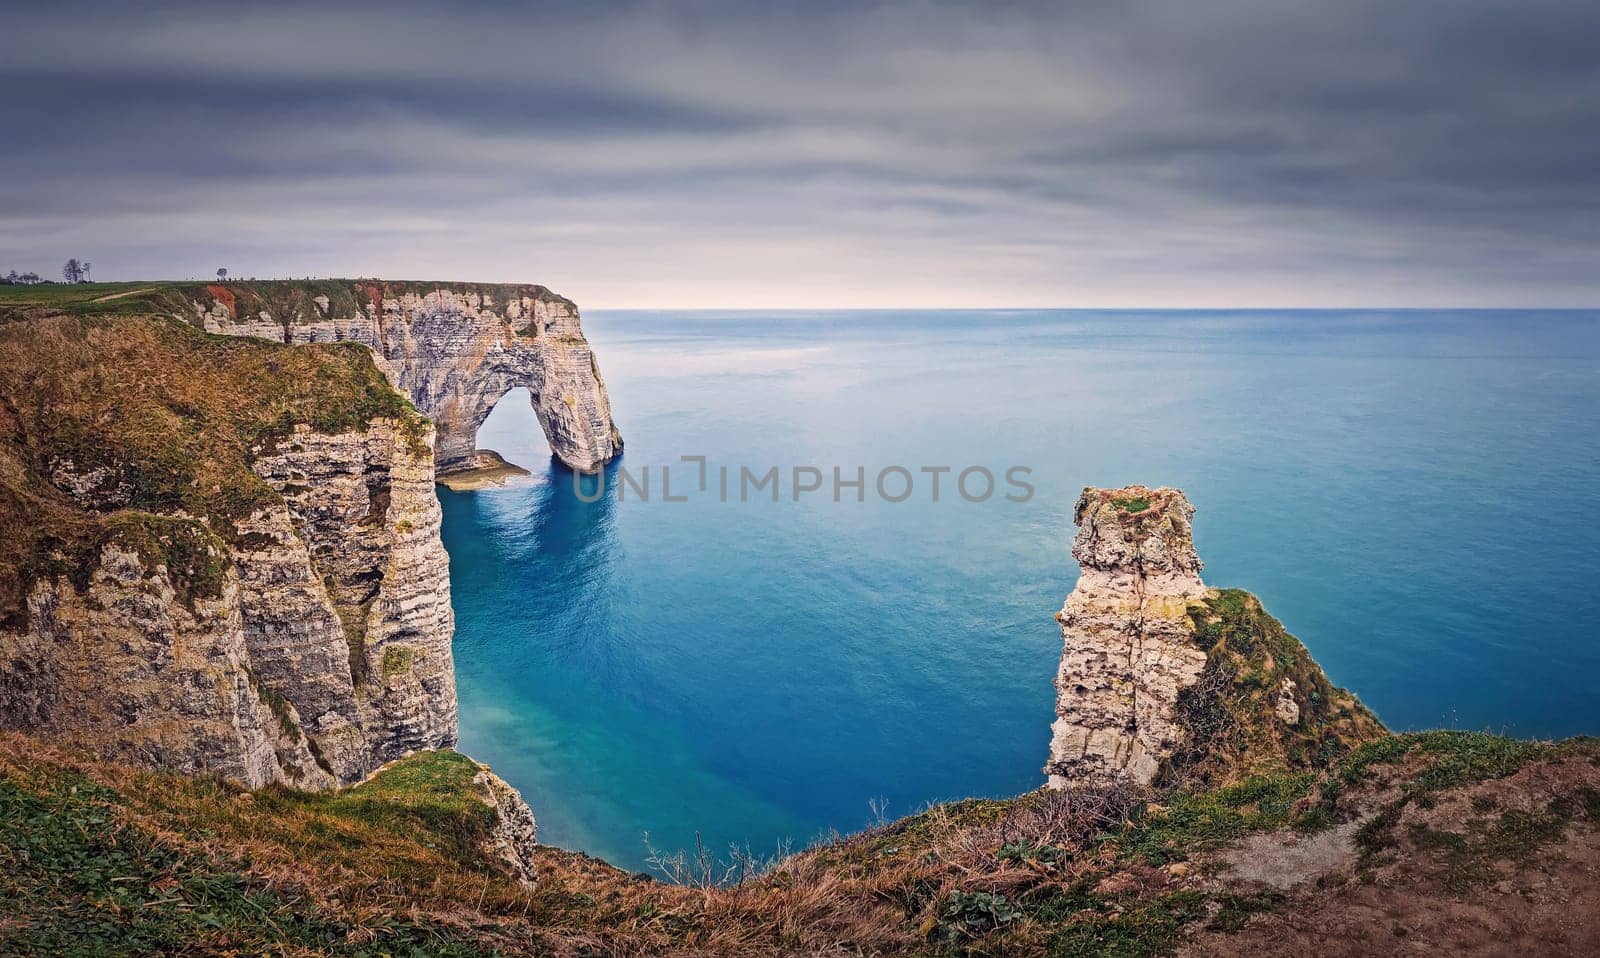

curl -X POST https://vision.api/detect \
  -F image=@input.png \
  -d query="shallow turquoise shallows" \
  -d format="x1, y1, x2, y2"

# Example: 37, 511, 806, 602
442, 310, 1600, 872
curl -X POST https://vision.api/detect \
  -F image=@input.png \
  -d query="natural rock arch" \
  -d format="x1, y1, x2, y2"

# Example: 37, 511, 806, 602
423, 346, 612, 475
191, 280, 623, 473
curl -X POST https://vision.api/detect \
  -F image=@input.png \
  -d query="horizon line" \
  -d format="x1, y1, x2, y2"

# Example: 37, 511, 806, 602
7, 279, 1596, 312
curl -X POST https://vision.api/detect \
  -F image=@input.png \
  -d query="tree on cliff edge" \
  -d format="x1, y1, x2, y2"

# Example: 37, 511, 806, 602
63, 259, 83, 283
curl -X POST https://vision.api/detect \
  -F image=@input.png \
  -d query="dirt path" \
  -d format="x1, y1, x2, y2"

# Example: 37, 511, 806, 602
90, 286, 160, 302
1181, 756, 1600, 957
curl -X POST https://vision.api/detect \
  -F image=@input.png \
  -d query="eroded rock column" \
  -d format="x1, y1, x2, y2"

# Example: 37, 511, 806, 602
1046, 485, 1210, 788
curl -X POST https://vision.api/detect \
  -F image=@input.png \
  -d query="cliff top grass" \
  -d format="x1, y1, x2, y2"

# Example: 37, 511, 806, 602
0, 278, 576, 326
0, 308, 429, 629
1111, 494, 1153, 513
3, 729, 1594, 957
1077, 485, 1185, 520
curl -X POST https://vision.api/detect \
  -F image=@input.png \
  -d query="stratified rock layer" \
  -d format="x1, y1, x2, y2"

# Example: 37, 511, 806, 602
188, 281, 622, 473
0, 313, 461, 789
243, 420, 458, 783
1047, 486, 1210, 787
0, 419, 456, 788
1, 544, 294, 786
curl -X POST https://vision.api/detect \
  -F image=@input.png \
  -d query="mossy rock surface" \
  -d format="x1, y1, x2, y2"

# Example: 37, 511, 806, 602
1163, 588, 1387, 788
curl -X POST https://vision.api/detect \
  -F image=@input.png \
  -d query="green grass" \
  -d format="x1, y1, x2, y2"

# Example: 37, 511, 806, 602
0, 281, 184, 319
0, 756, 497, 956
1338, 731, 1560, 862
1113, 772, 1318, 866
257, 751, 500, 870
1110, 495, 1153, 513
1408, 799, 1580, 890
1045, 892, 1208, 958
1336, 731, 1548, 795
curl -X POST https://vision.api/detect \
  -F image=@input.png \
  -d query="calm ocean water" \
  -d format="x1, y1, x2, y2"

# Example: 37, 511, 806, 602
443, 310, 1600, 872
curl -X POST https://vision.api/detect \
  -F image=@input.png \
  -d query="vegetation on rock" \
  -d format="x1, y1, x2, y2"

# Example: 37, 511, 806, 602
1165, 589, 1386, 787
0, 278, 576, 328
0, 306, 428, 629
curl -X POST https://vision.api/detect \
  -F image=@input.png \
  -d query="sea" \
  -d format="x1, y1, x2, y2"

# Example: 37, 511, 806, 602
440, 309, 1600, 872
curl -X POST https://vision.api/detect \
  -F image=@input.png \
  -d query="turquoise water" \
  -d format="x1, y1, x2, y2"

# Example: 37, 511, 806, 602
443, 310, 1600, 872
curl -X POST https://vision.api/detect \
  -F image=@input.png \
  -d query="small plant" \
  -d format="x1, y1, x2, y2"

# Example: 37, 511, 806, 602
934, 889, 1021, 943
1110, 495, 1152, 513
996, 840, 1067, 867
381, 644, 414, 677
642, 831, 788, 889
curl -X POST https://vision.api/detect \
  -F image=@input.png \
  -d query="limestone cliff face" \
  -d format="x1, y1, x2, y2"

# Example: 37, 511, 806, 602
476, 766, 540, 885
187, 281, 622, 473
1046, 485, 1383, 789
0, 310, 469, 789
0, 418, 457, 789
1, 544, 297, 787
245, 422, 457, 779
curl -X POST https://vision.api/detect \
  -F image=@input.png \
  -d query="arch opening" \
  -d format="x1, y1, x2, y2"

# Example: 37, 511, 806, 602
436, 387, 554, 491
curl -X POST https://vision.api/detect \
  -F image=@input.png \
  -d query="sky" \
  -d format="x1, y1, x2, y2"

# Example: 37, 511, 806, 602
2, 0, 1598, 308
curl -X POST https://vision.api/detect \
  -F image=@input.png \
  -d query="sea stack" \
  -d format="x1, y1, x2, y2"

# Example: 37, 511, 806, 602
1046, 486, 1210, 787
1046, 485, 1383, 789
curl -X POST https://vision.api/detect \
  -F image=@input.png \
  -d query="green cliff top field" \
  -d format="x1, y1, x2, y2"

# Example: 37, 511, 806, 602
0, 279, 575, 325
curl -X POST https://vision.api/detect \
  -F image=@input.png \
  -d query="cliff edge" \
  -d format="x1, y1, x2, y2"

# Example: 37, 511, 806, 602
179, 280, 622, 474
0, 467, 1594, 956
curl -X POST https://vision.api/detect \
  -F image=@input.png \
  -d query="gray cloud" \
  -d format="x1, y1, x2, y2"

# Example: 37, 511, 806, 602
1, 0, 1597, 305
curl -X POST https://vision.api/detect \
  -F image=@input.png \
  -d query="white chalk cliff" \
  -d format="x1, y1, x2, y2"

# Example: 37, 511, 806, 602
191, 281, 622, 473
0, 279, 623, 796
1047, 486, 1210, 787
0, 417, 455, 789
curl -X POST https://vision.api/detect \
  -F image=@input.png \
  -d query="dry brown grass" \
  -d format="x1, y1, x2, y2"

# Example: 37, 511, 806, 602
0, 732, 1141, 956
4, 730, 1597, 956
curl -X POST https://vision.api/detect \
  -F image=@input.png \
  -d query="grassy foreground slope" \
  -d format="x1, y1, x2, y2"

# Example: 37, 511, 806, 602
4, 728, 1597, 956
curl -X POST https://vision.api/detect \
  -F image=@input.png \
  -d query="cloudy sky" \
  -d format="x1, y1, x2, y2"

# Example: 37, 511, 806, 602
2, 0, 1597, 307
